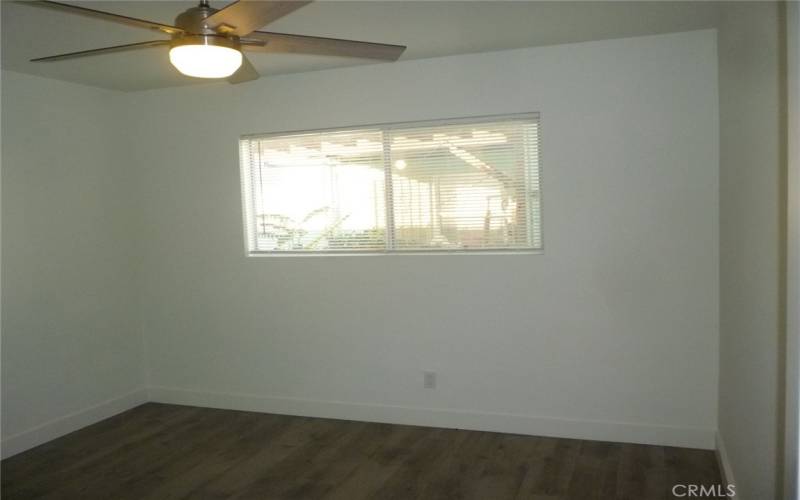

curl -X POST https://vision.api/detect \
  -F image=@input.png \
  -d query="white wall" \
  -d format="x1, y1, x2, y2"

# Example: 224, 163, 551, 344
0, 71, 147, 457
126, 30, 720, 449
785, 2, 799, 499
717, 2, 784, 499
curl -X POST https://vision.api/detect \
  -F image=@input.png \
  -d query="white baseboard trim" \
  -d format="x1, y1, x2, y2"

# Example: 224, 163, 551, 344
1, 388, 148, 459
148, 386, 716, 450
715, 431, 738, 499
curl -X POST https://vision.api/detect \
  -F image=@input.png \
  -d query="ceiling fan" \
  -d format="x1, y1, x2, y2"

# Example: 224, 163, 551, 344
23, 0, 407, 83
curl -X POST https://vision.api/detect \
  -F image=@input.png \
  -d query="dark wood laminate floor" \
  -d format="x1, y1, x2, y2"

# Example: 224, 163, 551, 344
2, 403, 724, 500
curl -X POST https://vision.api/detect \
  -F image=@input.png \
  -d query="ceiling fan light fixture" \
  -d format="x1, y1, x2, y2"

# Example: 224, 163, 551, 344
24, 0, 407, 86
169, 36, 242, 79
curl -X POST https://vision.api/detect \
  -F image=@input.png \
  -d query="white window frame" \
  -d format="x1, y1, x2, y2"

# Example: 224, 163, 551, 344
239, 113, 544, 256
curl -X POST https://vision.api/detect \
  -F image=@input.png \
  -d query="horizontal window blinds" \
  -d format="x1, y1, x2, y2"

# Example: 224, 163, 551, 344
241, 114, 541, 254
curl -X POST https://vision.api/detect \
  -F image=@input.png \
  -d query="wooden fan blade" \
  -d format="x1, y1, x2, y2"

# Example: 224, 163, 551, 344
228, 55, 260, 84
23, 1, 184, 35
205, 0, 312, 37
31, 40, 169, 62
242, 31, 406, 60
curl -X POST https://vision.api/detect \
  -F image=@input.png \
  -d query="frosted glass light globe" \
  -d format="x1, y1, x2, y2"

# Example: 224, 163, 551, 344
169, 44, 242, 79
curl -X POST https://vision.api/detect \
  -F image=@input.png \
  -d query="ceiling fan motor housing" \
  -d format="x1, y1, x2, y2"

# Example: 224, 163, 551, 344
172, 2, 241, 51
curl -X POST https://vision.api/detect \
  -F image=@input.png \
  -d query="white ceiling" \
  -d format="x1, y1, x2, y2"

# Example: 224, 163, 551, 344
1, 1, 721, 92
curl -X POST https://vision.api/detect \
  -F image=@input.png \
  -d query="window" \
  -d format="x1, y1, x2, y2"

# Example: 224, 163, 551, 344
240, 114, 542, 254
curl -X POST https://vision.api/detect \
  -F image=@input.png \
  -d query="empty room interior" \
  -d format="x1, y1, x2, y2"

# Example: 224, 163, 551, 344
2, 0, 800, 499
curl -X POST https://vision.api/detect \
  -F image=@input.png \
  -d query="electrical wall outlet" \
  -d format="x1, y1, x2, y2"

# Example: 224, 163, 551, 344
423, 371, 437, 389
